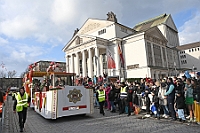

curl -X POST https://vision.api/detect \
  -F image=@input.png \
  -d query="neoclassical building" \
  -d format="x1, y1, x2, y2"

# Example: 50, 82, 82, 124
63, 12, 180, 79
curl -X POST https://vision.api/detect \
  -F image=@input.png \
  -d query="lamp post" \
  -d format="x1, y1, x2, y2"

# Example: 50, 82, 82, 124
174, 62, 177, 77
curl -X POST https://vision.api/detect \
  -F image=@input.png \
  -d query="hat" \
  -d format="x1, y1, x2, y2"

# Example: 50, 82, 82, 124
116, 80, 120, 83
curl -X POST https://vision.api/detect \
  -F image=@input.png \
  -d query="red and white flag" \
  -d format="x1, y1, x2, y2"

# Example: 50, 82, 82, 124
107, 49, 116, 69
118, 43, 125, 68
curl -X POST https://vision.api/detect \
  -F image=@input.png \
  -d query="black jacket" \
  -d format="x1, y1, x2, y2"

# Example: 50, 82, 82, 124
132, 91, 138, 105
152, 95, 159, 108
175, 95, 185, 109
193, 85, 200, 102
108, 89, 115, 101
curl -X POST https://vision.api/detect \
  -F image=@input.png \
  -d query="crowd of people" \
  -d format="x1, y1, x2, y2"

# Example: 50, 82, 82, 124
78, 72, 200, 125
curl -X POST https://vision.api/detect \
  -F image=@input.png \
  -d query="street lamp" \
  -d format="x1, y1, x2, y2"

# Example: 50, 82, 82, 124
174, 62, 177, 77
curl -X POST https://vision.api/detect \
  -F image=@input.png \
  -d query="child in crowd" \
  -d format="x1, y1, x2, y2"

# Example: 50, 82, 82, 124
175, 91, 186, 122
151, 90, 160, 119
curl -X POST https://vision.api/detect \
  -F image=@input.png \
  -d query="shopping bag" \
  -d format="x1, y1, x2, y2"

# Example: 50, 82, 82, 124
151, 104, 157, 115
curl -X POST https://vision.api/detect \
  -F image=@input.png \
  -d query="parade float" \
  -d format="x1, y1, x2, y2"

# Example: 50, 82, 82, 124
23, 61, 94, 119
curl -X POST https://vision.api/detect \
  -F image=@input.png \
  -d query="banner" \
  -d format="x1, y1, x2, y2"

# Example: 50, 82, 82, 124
118, 43, 125, 68
107, 49, 116, 69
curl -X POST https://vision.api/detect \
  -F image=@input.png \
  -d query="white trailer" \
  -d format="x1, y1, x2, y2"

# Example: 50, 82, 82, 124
33, 72, 94, 119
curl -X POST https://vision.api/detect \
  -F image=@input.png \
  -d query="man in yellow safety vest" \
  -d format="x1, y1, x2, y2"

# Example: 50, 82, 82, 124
119, 78, 128, 115
13, 87, 30, 132
96, 84, 106, 116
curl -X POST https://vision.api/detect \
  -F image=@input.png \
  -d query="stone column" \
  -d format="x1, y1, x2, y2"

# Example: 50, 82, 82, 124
65, 54, 69, 72
151, 43, 155, 66
71, 54, 74, 73
82, 50, 86, 77
160, 46, 164, 67
95, 47, 100, 76
99, 54, 103, 76
114, 45, 120, 74
93, 56, 96, 76
88, 48, 93, 78
75, 52, 80, 76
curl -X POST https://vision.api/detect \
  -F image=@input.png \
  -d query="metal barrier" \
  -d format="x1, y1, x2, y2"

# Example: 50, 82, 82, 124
0, 103, 5, 133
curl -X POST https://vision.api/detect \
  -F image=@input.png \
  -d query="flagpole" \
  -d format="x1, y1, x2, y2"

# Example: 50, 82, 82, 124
120, 42, 125, 80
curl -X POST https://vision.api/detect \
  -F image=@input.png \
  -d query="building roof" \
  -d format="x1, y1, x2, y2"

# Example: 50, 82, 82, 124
176, 41, 200, 50
134, 14, 170, 31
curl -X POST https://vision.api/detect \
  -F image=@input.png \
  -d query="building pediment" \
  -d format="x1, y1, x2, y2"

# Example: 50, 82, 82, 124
63, 18, 114, 52
78, 18, 114, 35
144, 27, 167, 46
65, 35, 97, 51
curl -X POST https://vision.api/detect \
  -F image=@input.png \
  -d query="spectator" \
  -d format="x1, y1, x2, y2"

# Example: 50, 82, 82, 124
105, 84, 111, 110
151, 90, 160, 119
109, 85, 116, 112
185, 78, 194, 122
165, 78, 176, 121
98, 75, 103, 85
158, 79, 169, 118
144, 89, 151, 118
175, 90, 186, 123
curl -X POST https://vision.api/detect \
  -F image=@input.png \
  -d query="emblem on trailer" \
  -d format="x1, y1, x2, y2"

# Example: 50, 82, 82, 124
67, 88, 83, 104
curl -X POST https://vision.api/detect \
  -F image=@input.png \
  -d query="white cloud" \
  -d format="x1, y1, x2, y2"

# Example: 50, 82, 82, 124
0, 16, 39, 39
0, 37, 8, 45
179, 12, 200, 45
1, 0, 200, 76
50, 0, 77, 26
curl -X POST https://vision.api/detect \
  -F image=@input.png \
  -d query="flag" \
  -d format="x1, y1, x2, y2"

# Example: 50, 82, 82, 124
118, 43, 125, 68
107, 49, 116, 69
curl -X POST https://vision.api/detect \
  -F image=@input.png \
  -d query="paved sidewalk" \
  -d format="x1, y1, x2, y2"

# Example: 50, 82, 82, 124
2, 96, 200, 133
2, 96, 31, 133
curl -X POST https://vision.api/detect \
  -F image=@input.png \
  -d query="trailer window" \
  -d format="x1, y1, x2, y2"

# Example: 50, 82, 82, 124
54, 75, 73, 86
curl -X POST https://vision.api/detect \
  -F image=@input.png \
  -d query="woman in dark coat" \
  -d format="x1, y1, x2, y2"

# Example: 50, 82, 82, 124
109, 85, 116, 112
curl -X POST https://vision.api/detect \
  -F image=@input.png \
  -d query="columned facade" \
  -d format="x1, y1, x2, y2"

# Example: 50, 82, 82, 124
65, 45, 106, 78
63, 13, 181, 79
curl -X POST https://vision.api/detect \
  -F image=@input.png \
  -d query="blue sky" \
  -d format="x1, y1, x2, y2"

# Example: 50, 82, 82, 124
0, 0, 200, 77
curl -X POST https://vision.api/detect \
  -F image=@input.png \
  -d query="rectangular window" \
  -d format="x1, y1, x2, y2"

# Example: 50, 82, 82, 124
153, 44, 162, 67
98, 29, 106, 35
146, 42, 153, 66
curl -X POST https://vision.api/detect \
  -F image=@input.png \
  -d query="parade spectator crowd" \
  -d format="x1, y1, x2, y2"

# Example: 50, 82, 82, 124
75, 72, 200, 125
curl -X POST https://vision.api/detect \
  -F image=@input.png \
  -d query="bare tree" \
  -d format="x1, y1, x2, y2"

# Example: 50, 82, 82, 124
0, 70, 6, 78
7, 70, 17, 78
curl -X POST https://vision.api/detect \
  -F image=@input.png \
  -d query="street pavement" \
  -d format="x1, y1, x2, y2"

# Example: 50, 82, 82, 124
2, 96, 200, 133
